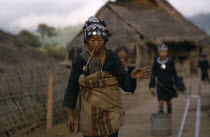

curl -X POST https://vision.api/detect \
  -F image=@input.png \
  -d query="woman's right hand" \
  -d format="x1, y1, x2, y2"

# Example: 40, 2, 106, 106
131, 67, 151, 79
67, 108, 75, 133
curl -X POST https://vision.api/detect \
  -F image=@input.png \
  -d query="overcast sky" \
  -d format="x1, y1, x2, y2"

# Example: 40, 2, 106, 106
0, 0, 210, 33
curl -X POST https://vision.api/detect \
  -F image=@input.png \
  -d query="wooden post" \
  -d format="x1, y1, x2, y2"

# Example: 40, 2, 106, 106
189, 85, 192, 96
198, 83, 201, 96
46, 71, 55, 129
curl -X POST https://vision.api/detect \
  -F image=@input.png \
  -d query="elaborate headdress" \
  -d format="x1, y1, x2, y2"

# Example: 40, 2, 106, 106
83, 16, 111, 44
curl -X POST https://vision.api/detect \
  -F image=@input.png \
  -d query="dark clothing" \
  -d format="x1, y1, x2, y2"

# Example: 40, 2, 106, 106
63, 49, 136, 108
201, 71, 209, 82
84, 130, 118, 137
149, 57, 178, 101
198, 60, 210, 82
198, 60, 210, 71
127, 66, 137, 92
177, 77, 186, 92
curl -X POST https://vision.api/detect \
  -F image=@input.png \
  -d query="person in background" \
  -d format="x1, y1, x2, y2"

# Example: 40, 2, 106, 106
115, 46, 136, 92
149, 44, 179, 114
198, 54, 210, 83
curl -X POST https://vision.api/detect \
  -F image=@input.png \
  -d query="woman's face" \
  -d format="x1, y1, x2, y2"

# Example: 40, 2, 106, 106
117, 50, 129, 66
88, 35, 105, 54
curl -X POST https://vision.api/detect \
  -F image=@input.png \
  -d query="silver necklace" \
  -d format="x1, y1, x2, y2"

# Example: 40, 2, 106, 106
161, 64, 166, 69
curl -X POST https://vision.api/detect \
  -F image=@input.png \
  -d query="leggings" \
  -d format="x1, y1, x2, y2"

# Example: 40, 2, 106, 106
201, 70, 209, 82
84, 130, 119, 137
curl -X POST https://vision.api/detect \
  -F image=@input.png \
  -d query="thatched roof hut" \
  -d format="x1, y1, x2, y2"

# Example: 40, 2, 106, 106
200, 36, 210, 60
0, 29, 57, 73
67, 0, 207, 68
200, 36, 210, 48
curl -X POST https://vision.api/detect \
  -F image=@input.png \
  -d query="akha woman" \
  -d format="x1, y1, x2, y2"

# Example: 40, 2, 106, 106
63, 16, 149, 137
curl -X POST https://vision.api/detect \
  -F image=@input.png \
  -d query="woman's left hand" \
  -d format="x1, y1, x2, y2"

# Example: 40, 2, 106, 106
131, 67, 151, 79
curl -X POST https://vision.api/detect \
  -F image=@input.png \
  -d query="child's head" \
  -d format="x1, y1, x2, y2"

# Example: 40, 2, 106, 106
115, 46, 130, 66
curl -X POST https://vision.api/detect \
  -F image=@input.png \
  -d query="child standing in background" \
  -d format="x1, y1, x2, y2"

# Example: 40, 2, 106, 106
149, 44, 180, 114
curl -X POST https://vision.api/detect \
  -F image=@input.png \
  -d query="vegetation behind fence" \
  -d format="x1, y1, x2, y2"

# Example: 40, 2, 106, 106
0, 69, 70, 137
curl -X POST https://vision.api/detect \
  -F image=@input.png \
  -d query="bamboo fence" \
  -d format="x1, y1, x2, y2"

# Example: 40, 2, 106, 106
0, 69, 70, 137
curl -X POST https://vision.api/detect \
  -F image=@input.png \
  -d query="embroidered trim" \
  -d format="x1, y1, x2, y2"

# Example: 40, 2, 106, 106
157, 57, 169, 64
85, 24, 106, 31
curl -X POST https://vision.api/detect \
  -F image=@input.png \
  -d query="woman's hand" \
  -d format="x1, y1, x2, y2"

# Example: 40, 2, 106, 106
131, 67, 151, 79
67, 108, 75, 133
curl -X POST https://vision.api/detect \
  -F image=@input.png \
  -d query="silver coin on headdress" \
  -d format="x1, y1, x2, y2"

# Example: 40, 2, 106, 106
92, 31, 97, 35
102, 32, 106, 36
88, 32, 91, 36
97, 31, 101, 35
92, 25, 96, 29
86, 27, 91, 31
161, 64, 166, 69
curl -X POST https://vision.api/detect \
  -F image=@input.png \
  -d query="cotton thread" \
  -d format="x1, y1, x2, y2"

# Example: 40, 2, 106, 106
150, 74, 178, 96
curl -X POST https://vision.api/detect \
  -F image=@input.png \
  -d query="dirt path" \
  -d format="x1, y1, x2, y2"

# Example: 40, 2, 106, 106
28, 78, 210, 137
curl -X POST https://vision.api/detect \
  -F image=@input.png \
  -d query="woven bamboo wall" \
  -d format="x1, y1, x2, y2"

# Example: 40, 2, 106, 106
0, 69, 69, 137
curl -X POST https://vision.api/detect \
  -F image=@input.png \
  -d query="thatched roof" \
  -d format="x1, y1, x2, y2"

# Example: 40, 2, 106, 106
200, 36, 210, 48
200, 36, 210, 57
0, 30, 57, 73
67, 0, 207, 55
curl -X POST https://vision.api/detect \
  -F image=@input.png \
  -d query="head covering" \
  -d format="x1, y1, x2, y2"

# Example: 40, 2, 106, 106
158, 44, 168, 52
83, 16, 111, 45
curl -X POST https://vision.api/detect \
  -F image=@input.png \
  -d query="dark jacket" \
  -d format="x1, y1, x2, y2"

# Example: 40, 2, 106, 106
198, 60, 210, 72
149, 57, 179, 101
63, 49, 136, 108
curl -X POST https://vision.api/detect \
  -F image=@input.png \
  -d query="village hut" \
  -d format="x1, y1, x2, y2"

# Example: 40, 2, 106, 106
200, 36, 210, 61
66, 0, 208, 74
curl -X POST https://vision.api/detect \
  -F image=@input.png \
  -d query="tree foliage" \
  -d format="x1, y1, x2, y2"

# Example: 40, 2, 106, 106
16, 24, 82, 61
37, 24, 56, 38
41, 45, 66, 61
18, 29, 41, 48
